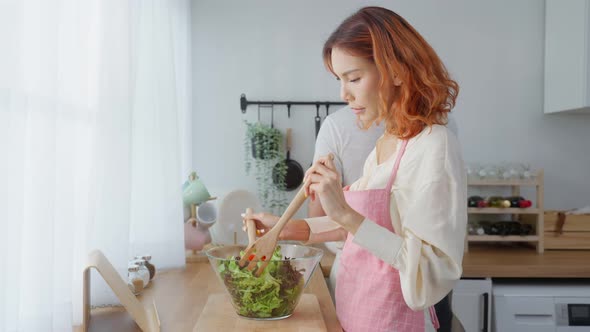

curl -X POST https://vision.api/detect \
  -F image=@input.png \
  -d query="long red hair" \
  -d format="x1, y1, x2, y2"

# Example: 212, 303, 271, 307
323, 7, 459, 139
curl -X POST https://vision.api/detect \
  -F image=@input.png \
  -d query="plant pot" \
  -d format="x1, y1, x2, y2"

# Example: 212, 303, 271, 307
244, 121, 288, 211
251, 135, 279, 160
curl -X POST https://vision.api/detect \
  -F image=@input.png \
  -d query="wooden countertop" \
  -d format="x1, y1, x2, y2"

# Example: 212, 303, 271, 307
76, 261, 342, 332
462, 245, 590, 278
319, 245, 590, 279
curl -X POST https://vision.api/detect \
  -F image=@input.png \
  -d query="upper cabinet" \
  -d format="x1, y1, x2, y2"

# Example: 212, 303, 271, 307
544, 0, 590, 114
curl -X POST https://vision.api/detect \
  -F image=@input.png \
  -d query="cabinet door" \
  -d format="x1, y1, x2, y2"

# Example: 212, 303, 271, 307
453, 279, 492, 332
544, 0, 590, 113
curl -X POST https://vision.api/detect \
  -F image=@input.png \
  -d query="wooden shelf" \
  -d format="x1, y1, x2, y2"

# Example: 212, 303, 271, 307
467, 178, 539, 186
466, 169, 544, 253
467, 208, 540, 214
467, 235, 539, 242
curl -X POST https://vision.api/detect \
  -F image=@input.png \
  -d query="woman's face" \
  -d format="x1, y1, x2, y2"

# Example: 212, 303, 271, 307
331, 47, 381, 124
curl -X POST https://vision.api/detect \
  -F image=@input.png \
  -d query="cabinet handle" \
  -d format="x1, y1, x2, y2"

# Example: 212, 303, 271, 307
482, 292, 489, 332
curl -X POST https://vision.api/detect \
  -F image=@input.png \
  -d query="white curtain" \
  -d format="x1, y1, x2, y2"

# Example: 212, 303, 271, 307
0, 0, 192, 331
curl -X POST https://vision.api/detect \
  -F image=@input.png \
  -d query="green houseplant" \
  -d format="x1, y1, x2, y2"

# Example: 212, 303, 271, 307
244, 121, 287, 213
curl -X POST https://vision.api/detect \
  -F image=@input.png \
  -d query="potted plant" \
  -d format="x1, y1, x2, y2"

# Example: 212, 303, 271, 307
244, 121, 287, 213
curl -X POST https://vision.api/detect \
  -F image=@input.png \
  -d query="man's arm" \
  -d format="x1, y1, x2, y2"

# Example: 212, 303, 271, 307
305, 117, 348, 243
308, 117, 341, 218
308, 195, 327, 217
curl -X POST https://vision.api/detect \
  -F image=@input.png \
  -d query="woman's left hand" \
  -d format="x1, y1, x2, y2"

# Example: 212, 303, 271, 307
304, 154, 360, 226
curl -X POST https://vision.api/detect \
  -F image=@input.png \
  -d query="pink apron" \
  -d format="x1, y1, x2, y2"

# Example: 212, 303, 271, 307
335, 140, 439, 332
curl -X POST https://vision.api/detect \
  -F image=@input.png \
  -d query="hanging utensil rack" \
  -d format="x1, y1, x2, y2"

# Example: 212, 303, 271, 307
240, 93, 346, 118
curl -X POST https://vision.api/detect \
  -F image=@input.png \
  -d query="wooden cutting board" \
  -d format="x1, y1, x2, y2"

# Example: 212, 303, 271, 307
193, 293, 327, 332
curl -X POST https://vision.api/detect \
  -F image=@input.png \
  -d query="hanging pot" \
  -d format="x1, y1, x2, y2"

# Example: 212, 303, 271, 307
272, 128, 304, 191
250, 105, 279, 160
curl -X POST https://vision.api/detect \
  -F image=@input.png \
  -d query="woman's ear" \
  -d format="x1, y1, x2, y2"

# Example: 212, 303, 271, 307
393, 73, 403, 86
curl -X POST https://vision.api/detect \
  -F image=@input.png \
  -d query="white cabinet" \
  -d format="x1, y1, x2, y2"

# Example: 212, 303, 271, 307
423, 278, 491, 332
453, 278, 492, 332
544, 0, 590, 114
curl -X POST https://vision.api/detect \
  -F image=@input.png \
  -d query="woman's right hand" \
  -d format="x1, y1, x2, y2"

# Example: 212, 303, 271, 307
241, 211, 311, 241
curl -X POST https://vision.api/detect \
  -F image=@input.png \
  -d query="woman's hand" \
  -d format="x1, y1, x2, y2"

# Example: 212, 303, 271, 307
241, 212, 278, 237
304, 155, 364, 233
241, 211, 311, 241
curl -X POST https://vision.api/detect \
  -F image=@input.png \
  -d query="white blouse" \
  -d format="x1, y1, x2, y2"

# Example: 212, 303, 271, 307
304, 124, 467, 310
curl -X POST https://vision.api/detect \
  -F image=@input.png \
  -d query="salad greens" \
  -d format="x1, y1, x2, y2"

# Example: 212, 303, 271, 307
217, 246, 304, 318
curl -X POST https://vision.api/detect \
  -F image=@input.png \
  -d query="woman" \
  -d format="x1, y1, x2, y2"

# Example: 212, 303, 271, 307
243, 6, 466, 332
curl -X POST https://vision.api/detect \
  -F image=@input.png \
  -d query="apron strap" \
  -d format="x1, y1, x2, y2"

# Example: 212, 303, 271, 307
385, 140, 408, 192
429, 306, 441, 330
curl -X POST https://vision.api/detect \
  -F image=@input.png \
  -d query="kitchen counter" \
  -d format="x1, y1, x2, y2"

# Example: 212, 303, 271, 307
319, 244, 590, 278
462, 244, 590, 278
75, 261, 342, 332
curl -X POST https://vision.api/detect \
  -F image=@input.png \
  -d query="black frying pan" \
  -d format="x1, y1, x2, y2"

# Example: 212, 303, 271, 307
273, 128, 304, 191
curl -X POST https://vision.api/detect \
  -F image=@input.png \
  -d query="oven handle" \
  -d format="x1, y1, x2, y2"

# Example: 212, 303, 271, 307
482, 292, 489, 332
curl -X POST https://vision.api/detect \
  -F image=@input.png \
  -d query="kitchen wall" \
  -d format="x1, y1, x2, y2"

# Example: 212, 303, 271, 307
191, 0, 590, 218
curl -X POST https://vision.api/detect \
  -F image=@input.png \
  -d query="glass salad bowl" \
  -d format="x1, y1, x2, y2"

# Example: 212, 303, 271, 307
206, 243, 323, 320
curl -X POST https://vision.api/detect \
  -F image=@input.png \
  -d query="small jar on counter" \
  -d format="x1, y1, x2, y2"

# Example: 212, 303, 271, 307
134, 255, 156, 280
130, 259, 150, 288
127, 264, 144, 295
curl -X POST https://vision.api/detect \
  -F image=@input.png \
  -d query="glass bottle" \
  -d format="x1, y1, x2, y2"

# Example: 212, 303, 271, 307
498, 162, 512, 180
468, 195, 487, 208
477, 164, 488, 179
466, 163, 481, 182
484, 164, 500, 180
520, 163, 535, 180
508, 163, 520, 179
507, 196, 533, 208
487, 196, 511, 208
467, 223, 476, 235
476, 221, 489, 235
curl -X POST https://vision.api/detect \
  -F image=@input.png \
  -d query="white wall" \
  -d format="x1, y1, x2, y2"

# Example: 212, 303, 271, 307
191, 0, 590, 216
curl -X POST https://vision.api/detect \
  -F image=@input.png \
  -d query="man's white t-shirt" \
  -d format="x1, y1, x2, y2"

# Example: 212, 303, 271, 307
313, 107, 384, 186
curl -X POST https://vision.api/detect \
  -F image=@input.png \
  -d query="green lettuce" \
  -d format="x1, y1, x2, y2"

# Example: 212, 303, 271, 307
217, 246, 304, 318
